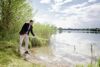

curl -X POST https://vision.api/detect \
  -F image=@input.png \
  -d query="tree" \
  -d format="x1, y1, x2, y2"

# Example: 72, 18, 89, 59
0, 0, 33, 40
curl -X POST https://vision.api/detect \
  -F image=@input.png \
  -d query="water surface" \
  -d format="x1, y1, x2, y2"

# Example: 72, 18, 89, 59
32, 31, 100, 66
50, 31, 100, 65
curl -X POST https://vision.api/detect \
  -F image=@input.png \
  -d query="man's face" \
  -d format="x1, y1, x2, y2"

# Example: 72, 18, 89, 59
30, 22, 33, 25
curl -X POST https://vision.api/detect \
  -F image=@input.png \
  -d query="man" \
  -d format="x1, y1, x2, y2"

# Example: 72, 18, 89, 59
19, 20, 35, 54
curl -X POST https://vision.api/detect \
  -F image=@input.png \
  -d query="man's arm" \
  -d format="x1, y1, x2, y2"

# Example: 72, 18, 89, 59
31, 26, 35, 36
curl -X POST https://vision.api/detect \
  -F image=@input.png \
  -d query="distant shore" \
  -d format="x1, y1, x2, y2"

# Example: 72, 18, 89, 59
58, 28, 100, 33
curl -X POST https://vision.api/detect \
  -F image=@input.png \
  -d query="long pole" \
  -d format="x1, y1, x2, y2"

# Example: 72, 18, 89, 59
91, 44, 93, 66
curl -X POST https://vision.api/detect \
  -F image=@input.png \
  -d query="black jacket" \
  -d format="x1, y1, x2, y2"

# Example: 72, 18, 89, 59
19, 23, 35, 36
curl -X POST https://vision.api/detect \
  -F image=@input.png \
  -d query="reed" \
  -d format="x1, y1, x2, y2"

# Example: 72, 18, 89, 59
29, 23, 56, 47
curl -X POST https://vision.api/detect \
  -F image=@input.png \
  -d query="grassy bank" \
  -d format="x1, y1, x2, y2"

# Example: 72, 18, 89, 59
0, 41, 45, 67
0, 23, 56, 67
76, 59, 100, 67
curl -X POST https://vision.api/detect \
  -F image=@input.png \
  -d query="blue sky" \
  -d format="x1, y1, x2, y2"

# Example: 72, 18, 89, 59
29, 0, 100, 28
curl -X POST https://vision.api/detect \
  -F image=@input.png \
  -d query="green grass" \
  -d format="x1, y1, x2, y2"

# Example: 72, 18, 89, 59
29, 23, 56, 47
75, 64, 84, 67
0, 41, 45, 67
33, 23, 56, 39
76, 60, 100, 67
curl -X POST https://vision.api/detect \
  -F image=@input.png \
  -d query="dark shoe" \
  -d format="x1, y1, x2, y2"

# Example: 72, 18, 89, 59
24, 51, 29, 54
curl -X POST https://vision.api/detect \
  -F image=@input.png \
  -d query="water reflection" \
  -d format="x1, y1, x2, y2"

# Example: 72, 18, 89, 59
50, 31, 100, 65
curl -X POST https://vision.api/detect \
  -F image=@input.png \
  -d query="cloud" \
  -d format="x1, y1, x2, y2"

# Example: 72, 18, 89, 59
80, 3, 100, 23
49, 2, 100, 28
59, 3, 100, 19
32, 0, 100, 28
88, 0, 97, 3
49, 15, 81, 28
49, 0, 72, 12
34, 12, 54, 24
56, 2, 88, 18
34, 14, 49, 22
40, 0, 51, 4
54, 0, 63, 3
50, 4, 61, 12
35, 2, 100, 28
54, 0, 72, 5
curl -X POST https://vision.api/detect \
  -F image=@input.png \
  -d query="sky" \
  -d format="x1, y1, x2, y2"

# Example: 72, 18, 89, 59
29, 0, 100, 28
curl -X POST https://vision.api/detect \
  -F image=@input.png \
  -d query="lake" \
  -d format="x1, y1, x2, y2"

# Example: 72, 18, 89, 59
32, 30, 100, 67
49, 30, 100, 66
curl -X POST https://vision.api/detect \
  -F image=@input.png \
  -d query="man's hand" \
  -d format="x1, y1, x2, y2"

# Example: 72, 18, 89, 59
32, 36, 36, 38
29, 36, 36, 38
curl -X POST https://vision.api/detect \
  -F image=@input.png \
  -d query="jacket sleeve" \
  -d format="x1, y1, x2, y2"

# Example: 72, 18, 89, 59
31, 26, 35, 36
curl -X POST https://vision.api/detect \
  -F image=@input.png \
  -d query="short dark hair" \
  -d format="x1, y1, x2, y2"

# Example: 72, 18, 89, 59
30, 20, 34, 22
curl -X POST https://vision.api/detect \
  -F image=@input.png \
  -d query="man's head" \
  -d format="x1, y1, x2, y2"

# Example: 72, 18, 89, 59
29, 20, 34, 25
